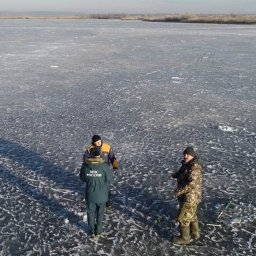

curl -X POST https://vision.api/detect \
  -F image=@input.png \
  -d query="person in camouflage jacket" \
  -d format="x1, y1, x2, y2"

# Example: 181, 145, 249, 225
171, 146, 202, 245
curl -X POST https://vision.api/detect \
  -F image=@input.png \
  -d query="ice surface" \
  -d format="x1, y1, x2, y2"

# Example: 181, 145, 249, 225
0, 19, 256, 255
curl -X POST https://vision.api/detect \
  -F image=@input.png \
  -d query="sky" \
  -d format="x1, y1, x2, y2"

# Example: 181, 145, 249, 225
0, 0, 256, 14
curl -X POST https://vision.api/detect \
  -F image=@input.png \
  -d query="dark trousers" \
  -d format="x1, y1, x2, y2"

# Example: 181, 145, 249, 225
108, 186, 111, 201
87, 201, 106, 235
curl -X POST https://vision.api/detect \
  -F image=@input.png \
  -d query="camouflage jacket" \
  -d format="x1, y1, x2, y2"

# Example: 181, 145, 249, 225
172, 157, 202, 204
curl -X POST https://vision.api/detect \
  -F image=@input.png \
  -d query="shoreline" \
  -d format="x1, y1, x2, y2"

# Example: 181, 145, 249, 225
0, 14, 256, 24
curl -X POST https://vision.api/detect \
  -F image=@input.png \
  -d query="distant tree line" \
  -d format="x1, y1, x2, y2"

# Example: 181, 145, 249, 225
0, 13, 256, 24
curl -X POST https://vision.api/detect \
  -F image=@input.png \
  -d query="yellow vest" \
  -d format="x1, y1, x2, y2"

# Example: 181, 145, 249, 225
85, 143, 118, 169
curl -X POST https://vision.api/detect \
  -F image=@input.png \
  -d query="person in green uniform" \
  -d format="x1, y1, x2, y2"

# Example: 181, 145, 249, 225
80, 147, 113, 238
83, 135, 119, 208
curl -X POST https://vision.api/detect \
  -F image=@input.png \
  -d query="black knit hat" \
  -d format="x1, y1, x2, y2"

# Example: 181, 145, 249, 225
90, 147, 101, 157
183, 146, 196, 157
92, 135, 101, 143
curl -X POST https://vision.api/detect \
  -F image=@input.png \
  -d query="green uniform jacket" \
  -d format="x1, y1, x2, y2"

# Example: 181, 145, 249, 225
80, 157, 113, 203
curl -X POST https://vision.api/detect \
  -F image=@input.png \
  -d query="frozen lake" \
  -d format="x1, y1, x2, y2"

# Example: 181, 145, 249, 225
0, 19, 256, 255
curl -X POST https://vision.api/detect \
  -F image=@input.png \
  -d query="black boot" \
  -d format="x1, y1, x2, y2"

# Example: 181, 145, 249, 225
190, 221, 200, 240
172, 226, 191, 245
106, 201, 112, 208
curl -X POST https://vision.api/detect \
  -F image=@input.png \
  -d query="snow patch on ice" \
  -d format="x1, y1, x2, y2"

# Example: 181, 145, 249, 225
83, 215, 87, 222
145, 70, 163, 76
218, 125, 237, 133
172, 76, 184, 84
